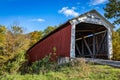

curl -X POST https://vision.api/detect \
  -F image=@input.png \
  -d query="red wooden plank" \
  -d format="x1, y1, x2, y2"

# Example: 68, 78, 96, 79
28, 23, 71, 62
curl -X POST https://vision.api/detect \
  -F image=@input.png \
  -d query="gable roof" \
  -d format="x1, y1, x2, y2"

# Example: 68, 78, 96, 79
27, 9, 114, 53
71, 9, 114, 30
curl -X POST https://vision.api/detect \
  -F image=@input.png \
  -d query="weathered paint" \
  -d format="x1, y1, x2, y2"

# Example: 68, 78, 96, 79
69, 20, 76, 58
28, 23, 71, 62
107, 28, 113, 59
69, 10, 113, 59
27, 10, 113, 63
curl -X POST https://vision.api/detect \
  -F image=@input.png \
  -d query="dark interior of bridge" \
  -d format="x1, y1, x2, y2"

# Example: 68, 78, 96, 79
75, 22, 108, 59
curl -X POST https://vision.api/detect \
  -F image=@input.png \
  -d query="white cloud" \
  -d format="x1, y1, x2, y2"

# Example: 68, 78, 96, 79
37, 18, 45, 22
29, 18, 45, 22
58, 7, 79, 17
89, 0, 108, 5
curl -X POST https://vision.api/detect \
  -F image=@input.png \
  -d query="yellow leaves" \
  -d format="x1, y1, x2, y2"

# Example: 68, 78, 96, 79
29, 31, 43, 46
112, 31, 120, 60
0, 25, 31, 65
0, 25, 6, 33
0, 26, 7, 47
53, 46, 57, 53
0, 55, 11, 64
0, 55, 6, 60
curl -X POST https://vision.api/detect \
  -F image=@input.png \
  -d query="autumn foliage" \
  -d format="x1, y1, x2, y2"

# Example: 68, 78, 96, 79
112, 30, 120, 60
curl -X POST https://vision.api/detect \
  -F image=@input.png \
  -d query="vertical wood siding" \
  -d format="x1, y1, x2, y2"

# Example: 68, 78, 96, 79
28, 23, 71, 62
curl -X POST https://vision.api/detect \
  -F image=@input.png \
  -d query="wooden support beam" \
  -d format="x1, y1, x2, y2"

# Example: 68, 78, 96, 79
96, 27, 105, 31
93, 33, 95, 58
76, 37, 82, 41
82, 40, 84, 57
97, 31, 107, 54
82, 55, 93, 57
95, 30, 106, 35
83, 38, 93, 58
76, 30, 94, 32
96, 36, 99, 54
75, 43, 81, 55
76, 30, 106, 41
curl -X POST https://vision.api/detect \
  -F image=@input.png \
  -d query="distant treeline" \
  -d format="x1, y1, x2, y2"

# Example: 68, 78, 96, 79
0, 25, 57, 65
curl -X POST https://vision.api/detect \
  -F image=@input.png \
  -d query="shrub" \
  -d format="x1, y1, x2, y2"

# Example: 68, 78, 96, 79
0, 50, 26, 75
21, 54, 57, 74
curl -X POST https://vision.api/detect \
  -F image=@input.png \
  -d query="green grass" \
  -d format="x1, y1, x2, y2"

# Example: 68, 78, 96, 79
0, 64, 120, 80
88, 64, 120, 80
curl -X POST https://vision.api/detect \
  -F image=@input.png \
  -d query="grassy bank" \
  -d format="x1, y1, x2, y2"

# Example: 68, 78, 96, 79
0, 63, 120, 80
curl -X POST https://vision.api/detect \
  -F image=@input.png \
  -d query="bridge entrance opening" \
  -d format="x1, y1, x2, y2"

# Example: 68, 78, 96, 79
75, 22, 108, 59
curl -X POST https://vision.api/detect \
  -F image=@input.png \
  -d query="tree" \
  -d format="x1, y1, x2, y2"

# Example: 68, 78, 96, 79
29, 31, 43, 46
112, 30, 120, 60
43, 26, 57, 36
6, 26, 30, 54
0, 25, 7, 64
0, 25, 7, 51
11, 26, 23, 35
0, 25, 30, 65
0, 25, 31, 74
104, 0, 120, 60
116, 28, 120, 33
104, 0, 120, 25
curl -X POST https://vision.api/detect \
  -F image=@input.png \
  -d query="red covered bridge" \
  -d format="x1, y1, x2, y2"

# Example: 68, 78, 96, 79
27, 10, 113, 63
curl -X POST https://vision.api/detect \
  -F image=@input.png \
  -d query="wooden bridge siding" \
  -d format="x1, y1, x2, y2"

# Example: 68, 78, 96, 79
28, 24, 72, 62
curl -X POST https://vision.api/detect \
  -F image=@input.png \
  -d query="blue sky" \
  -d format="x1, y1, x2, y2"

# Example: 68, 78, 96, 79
0, 0, 117, 32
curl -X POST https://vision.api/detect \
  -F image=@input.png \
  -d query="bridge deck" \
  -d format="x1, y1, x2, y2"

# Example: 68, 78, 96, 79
83, 58, 120, 68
